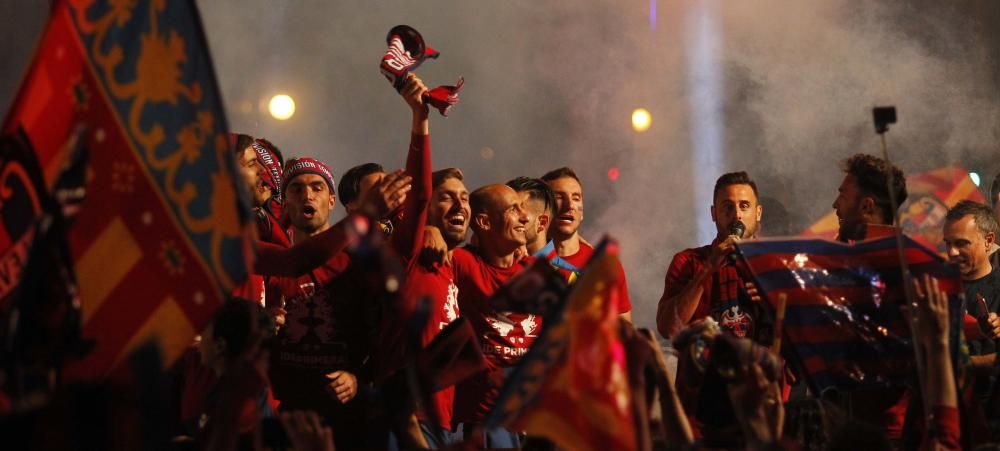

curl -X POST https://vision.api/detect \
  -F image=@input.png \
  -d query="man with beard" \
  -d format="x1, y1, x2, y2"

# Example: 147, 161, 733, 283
656, 171, 764, 447
831, 153, 907, 243
389, 167, 470, 447
232, 134, 290, 246
656, 171, 763, 339
542, 167, 632, 321
828, 153, 909, 442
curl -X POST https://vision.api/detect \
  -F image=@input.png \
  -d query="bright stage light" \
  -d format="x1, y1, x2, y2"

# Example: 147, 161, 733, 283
608, 167, 620, 181
269, 94, 295, 120
970, 172, 982, 187
631, 108, 652, 132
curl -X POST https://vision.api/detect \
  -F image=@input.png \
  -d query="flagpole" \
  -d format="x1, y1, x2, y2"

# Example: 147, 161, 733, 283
873, 107, 929, 421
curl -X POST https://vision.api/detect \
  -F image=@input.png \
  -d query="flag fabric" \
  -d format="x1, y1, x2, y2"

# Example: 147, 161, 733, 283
801, 166, 985, 254
734, 235, 962, 395
486, 257, 572, 315
2, 0, 252, 380
487, 240, 636, 451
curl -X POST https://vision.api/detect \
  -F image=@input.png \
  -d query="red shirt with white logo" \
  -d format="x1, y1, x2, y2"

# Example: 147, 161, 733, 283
560, 241, 632, 314
450, 248, 540, 424
397, 261, 460, 430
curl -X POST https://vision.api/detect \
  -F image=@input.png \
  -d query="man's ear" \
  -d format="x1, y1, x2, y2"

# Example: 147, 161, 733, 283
860, 197, 877, 218
986, 231, 996, 248
474, 213, 490, 231
329, 194, 337, 209
755, 204, 763, 223
710, 204, 717, 223
537, 213, 550, 232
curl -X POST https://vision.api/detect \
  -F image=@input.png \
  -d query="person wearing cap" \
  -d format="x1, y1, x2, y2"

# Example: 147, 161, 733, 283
266, 82, 425, 450
251, 138, 291, 247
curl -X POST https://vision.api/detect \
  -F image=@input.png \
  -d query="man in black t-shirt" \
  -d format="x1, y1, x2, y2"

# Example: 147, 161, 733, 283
942, 201, 1000, 370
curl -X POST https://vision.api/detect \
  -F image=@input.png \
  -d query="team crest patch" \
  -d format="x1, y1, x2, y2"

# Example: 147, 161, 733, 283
720, 305, 752, 338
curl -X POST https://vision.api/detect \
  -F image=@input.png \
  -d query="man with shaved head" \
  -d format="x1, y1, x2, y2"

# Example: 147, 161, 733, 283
448, 183, 534, 448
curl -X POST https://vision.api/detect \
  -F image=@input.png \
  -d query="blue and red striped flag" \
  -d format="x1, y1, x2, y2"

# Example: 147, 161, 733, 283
2, 0, 253, 380
734, 235, 961, 394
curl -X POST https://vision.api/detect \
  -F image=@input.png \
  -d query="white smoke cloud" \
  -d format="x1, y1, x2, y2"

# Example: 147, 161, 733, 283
3, 1, 997, 334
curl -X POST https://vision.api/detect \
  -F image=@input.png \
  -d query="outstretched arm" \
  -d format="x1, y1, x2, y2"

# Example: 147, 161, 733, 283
253, 215, 359, 276
253, 174, 412, 277
390, 73, 432, 263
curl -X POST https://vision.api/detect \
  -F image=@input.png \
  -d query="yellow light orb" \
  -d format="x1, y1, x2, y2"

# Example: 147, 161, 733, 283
268, 94, 295, 120
631, 108, 651, 132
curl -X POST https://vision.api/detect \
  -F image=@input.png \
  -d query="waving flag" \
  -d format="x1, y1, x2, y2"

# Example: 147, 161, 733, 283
734, 235, 961, 394
487, 239, 636, 451
3, 0, 252, 380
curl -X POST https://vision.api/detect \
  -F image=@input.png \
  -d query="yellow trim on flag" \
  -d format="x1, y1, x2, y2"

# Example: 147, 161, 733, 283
77, 216, 142, 323
112, 296, 195, 370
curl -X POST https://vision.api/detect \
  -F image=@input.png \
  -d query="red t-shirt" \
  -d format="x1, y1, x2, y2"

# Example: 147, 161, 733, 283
560, 241, 632, 314
450, 248, 540, 424
397, 261, 460, 430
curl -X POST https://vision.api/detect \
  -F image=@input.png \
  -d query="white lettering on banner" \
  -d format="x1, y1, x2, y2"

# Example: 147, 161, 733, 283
482, 343, 529, 359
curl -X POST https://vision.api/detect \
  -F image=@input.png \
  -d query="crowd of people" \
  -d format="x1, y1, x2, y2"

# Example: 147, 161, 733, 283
165, 71, 1000, 451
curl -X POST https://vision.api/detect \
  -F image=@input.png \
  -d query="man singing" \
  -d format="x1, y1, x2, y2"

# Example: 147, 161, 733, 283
656, 171, 763, 339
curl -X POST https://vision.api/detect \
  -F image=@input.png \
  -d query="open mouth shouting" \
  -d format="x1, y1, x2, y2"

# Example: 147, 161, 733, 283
301, 204, 318, 220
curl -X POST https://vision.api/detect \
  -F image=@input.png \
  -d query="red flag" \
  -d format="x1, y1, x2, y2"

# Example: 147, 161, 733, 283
2, 0, 253, 380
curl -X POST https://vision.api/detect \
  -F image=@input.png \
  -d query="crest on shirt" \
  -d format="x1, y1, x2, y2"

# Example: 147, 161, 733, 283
443, 280, 459, 326
486, 314, 516, 337
720, 305, 752, 338
282, 283, 335, 344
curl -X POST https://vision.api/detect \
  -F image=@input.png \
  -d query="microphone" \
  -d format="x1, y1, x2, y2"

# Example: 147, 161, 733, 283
729, 220, 746, 239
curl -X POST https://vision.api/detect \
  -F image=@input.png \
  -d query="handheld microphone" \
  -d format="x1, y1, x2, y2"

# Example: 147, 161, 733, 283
729, 220, 746, 239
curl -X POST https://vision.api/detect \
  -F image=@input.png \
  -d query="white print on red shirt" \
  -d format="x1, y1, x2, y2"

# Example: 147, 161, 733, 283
443, 280, 459, 328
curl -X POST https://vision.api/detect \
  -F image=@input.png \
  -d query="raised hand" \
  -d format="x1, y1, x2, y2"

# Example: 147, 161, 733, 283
420, 225, 450, 267
400, 73, 429, 117
911, 274, 949, 344
357, 169, 412, 220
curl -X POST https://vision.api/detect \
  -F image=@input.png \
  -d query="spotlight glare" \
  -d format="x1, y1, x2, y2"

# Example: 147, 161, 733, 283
970, 172, 982, 187
631, 108, 651, 132
608, 167, 620, 181
269, 94, 295, 120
